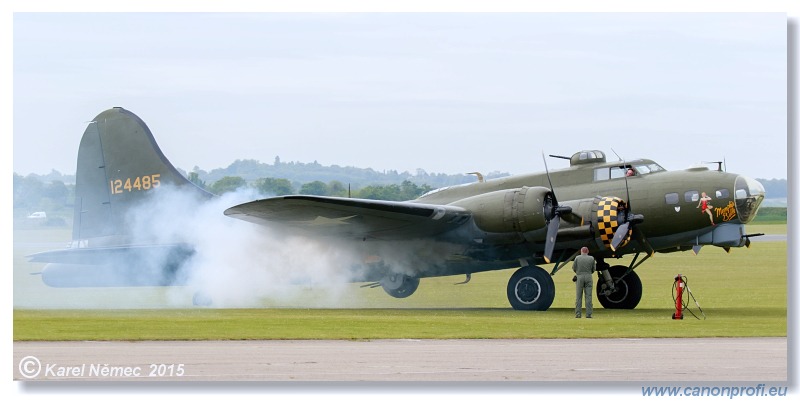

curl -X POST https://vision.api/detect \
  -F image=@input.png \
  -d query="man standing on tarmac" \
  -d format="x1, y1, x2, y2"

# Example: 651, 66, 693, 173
573, 246, 596, 318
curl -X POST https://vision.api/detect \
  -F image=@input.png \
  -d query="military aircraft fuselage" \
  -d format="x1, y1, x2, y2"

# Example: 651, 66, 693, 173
410, 150, 765, 271
33, 108, 768, 311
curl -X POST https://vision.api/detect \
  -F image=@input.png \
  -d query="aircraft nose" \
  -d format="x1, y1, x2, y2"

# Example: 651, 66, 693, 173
734, 176, 765, 224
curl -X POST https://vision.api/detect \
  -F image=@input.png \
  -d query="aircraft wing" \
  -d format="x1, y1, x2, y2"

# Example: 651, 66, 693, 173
224, 195, 471, 240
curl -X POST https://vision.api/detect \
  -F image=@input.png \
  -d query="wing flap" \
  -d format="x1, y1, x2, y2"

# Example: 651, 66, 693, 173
224, 196, 471, 240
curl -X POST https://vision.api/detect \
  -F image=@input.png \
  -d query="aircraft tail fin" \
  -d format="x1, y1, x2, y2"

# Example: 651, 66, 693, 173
72, 107, 213, 247
29, 107, 213, 288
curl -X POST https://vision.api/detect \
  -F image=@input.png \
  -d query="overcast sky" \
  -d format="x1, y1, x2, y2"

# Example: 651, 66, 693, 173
12, 12, 787, 180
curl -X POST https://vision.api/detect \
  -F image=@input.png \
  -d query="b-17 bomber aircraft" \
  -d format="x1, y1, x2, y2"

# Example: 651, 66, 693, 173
29, 107, 767, 310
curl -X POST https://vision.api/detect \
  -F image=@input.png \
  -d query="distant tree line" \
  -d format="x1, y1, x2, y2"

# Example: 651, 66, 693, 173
203, 175, 432, 201
13, 173, 72, 211
12, 170, 441, 226
13, 173, 74, 226
188, 156, 508, 190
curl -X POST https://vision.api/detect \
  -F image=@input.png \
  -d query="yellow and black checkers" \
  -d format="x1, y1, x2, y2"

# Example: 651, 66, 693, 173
595, 196, 631, 251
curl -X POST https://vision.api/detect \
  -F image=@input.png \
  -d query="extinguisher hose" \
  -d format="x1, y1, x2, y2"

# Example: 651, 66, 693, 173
672, 275, 703, 320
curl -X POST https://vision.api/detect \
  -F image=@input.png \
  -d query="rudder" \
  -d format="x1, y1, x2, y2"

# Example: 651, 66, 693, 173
72, 107, 212, 247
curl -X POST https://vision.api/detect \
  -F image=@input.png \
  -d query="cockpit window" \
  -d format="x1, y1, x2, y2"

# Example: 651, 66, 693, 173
595, 165, 634, 181
594, 162, 665, 182
610, 166, 628, 179
634, 163, 665, 174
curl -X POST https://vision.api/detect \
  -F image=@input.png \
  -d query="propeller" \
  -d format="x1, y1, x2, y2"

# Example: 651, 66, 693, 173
541, 152, 574, 263
609, 160, 651, 255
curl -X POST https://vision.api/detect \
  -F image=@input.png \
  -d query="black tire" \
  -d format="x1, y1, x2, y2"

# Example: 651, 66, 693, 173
506, 266, 555, 311
596, 265, 642, 309
381, 274, 420, 298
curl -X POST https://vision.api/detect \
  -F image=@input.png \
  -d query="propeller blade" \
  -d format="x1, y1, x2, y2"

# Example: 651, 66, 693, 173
543, 217, 560, 264
541, 152, 556, 199
540, 153, 574, 263
610, 221, 631, 252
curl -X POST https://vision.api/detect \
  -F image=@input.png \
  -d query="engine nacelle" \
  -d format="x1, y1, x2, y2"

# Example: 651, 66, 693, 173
451, 186, 551, 235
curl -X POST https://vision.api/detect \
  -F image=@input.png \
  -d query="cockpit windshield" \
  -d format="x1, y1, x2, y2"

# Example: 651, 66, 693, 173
634, 163, 666, 175
594, 162, 666, 182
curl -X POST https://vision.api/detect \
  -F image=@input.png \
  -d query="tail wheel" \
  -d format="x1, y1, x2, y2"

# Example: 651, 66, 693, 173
192, 291, 213, 307
507, 266, 555, 311
381, 273, 420, 298
596, 265, 642, 309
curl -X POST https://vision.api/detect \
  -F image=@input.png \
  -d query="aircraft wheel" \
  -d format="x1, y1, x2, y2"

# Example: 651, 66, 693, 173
192, 291, 213, 307
596, 265, 642, 309
507, 266, 555, 311
381, 273, 420, 298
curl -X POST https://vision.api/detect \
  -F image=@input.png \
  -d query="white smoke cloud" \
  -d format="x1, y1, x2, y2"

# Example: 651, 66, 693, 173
124, 186, 371, 308
367, 239, 464, 279
19, 185, 469, 309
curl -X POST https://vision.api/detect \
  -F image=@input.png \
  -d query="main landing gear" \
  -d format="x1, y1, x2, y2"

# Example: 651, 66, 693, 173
596, 264, 642, 309
192, 291, 213, 307
504, 255, 645, 311
507, 265, 555, 311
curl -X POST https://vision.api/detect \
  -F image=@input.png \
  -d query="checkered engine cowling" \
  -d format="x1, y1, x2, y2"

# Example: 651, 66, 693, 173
594, 196, 631, 250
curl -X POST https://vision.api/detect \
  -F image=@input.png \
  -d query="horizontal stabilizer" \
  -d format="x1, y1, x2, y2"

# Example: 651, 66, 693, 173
28, 244, 194, 264
30, 244, 194, 288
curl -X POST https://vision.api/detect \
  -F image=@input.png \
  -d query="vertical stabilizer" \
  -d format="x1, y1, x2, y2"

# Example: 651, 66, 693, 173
72, 107, 212, 247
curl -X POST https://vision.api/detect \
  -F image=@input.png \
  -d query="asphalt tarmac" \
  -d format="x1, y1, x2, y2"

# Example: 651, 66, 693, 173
14, 337, 786, 382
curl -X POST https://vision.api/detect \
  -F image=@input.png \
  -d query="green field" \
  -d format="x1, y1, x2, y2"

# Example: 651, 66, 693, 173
13, 225, 787, 341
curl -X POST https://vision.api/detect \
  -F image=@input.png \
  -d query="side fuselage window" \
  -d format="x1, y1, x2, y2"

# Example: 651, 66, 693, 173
716, 189, 730, 199
685, 191, 700, 203
665, 193, 679, 204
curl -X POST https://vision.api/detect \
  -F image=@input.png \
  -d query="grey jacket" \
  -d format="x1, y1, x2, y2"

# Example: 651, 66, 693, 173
572, 254, 596, 275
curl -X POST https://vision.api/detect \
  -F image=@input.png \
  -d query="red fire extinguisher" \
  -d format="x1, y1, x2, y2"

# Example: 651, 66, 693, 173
672, 274, 684, 320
